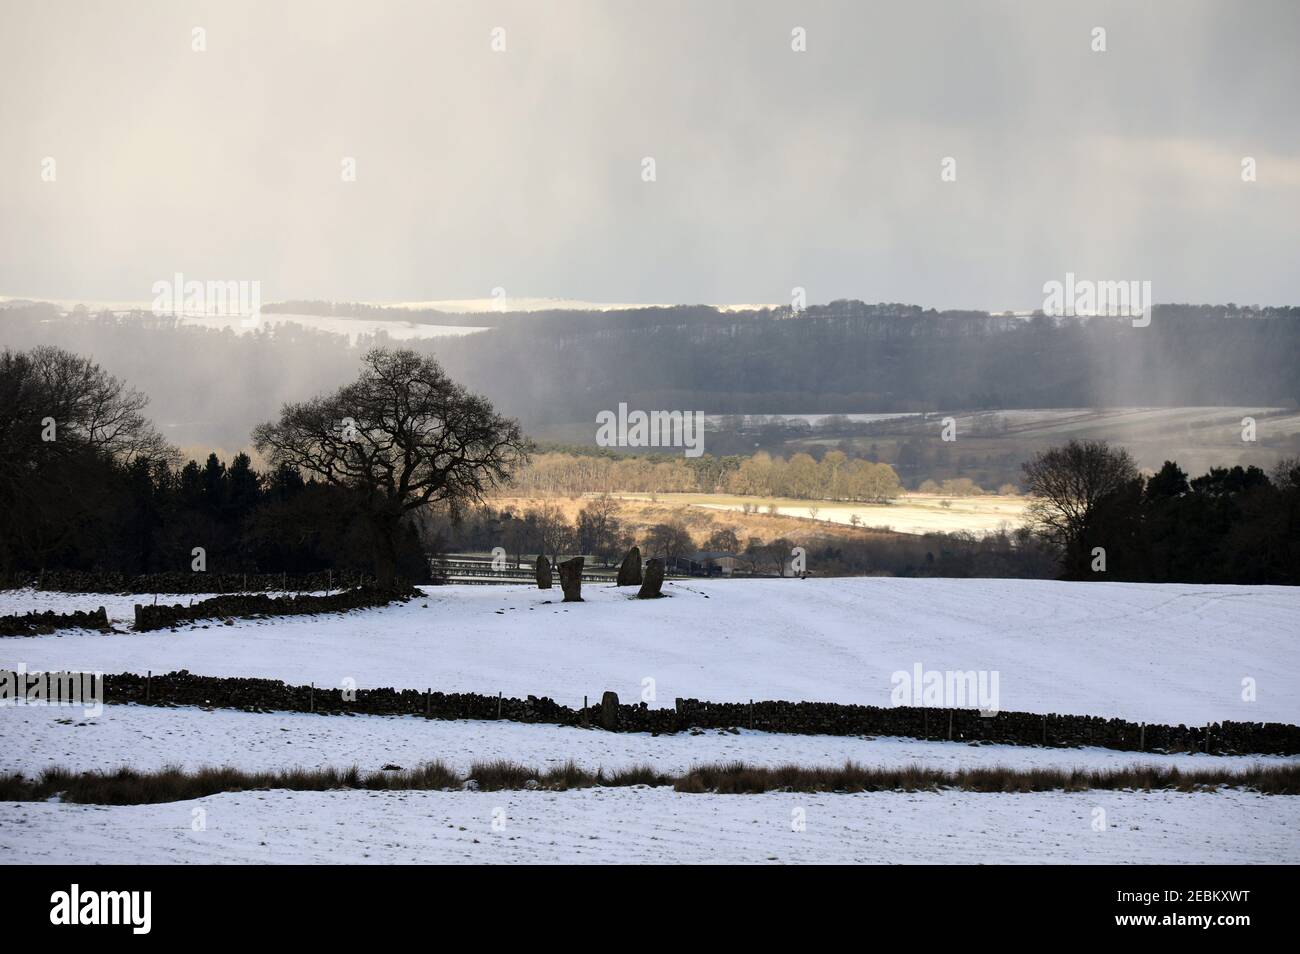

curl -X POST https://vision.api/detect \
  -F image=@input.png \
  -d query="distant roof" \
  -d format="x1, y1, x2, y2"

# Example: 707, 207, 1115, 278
693, 551, 737, 560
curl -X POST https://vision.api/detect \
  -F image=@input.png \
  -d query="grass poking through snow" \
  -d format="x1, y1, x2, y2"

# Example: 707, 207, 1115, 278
0, 760, 1295, 805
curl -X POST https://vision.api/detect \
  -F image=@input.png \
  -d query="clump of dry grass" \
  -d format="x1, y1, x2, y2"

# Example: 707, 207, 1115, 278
0, 761, 457, 804
674, 761, 1300, 795
467, 760, 541, 791
464, 760, 672, 791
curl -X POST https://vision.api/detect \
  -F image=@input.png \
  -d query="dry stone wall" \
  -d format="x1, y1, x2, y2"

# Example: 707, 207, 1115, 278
0, 607, 109, 637
12, 570, 378, 595
92, 671, 1300, 755
133, 586, 416, 631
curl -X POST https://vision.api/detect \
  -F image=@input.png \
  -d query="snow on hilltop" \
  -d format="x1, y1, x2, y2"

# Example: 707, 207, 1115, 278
3, 577, 1295, 727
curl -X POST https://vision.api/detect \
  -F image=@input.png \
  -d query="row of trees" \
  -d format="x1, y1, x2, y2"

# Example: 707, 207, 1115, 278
725, 451, 902, 501
431, 497, 685, 568
4, 344, 1293, 586
917, 478, 1017, 496
507, 449, 904, 502
435, 497, 1062, 579
808, 527, 1058, 579
1022, 440, 1300, 584
432, 498, 811, 576
1, 346, 527, 586
430, 302, 1300, 430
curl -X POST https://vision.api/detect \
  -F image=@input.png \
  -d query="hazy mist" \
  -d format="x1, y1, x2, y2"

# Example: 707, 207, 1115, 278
2, 0, 1298, 309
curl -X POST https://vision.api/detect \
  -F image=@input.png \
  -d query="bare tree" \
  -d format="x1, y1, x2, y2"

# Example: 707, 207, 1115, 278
642, 519, 694, 565
0, 346, 174, 466
746, 536, 794, 577
253, 348, 527, 586
1271, 456, 1300, 492
702, 526, 740, 553
1021, 439, 1138, 571
530, 501, 572, 565
576, 494, 623, 565
0, 347, 174, 572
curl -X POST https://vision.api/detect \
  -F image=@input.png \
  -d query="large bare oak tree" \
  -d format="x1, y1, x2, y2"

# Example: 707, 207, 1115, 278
253, 348, 527, 586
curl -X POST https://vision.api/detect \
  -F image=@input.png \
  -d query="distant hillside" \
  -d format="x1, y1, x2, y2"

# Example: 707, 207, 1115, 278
428, 302, 1300, 428
2, 300, 1296, 450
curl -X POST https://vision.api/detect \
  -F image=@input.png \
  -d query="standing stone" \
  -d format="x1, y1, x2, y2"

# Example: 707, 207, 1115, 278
600, 691, 619, 731
637, 558, 665, 599
535, 555, 552, 589
558, 556, 584, 602
616, 546, 643, 586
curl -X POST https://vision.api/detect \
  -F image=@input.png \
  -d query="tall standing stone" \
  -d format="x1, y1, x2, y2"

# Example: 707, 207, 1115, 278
558, 556, 584, 602
600, 691, 619, 731
616, 546, 642, 586
637, 558, 665, 599
535, 555, 552, 589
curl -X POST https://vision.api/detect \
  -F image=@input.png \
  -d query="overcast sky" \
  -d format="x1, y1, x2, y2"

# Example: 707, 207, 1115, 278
2, 0, 1297, 310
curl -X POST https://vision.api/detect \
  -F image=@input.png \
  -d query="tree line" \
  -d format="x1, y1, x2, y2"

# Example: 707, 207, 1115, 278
431, 497, 826, 576
1022, 440, 1300, 584
0, 346, 525, 586
4, 342, 1294, 587
508, 449, 903, 502
4, 300, 1297, 447
429, 302, 1300, 430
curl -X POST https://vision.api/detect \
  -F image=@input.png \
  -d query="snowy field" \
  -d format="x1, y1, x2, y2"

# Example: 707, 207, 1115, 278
2, 787, 1293, 864
2, 577, 1296, 726
7, 703, 1291, 778
4, 576, 1297, 866
176, 313, 488, 343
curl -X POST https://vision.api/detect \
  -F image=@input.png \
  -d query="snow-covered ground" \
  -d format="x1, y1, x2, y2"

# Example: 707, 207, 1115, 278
4, 576, 1297, 865
2, 577, 1296, 726
0, 589, 321, 620
7, 703, 1290, 778
2, 787, 1293, 864
176, 313, 488, 342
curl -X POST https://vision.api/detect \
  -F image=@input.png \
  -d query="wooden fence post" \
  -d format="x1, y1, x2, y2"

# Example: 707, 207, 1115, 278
1140, 723, 1145, 752
948, 710, 954, 741
749, 699, 754, 731
497, 691, 502, 719
310, 682, 315, 713
146, 670, 151, 703
1041, 714, 1047, 745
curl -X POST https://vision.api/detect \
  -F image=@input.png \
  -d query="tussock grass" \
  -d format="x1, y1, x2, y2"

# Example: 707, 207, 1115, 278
604, 763, 674, 787
0, 760, 1294, 805
674, 761, 1300, 795
468, 760, 541, 791
0, 762, 455, 805
465, 760, 672, 790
